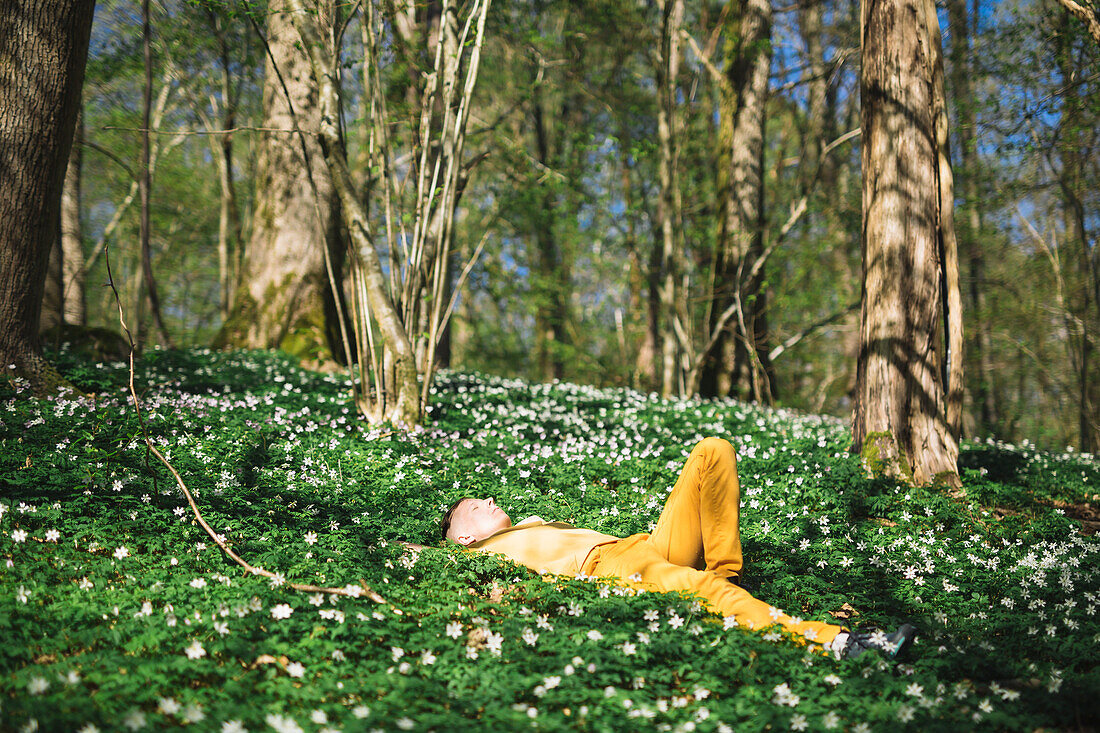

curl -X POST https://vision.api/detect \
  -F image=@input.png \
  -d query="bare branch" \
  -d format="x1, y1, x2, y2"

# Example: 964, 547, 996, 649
768, 302, 859, 362
102, 125, 298, 135
1054, 0, 1100, 46
100, 226, 394, 608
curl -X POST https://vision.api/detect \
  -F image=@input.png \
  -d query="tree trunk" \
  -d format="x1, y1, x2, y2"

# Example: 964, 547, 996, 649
656, 0, 684, 398
290, 0, 422, 424
41, 226, 64, 332
62, 105, 86, 326
0, 0, 94, 394
1054, 10, 1100, 451
700, 0, 773, 402
853, 0, 962, 487
639, 242, 661, 392
208, 11, 244, 322
216, 0, 346, 365
617, 120, 657, 391
140, 0, 173, 348
798, 0, 859, 405
42, 70, 87, 335
947, 0, 997, 437
531, 80, 570, 382
42, 102, 87, 334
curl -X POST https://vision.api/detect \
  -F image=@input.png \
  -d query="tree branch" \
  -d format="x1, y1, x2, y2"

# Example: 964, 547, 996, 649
1054, 0, 1100, 47
768, 302, 860, 362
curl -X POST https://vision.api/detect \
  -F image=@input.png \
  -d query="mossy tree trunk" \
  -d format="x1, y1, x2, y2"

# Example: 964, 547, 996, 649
216, 0, 346, 366
853, 0, 963, 488
0, 0, 94, 395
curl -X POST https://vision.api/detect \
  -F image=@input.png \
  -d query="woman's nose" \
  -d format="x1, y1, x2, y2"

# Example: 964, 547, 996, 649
487, 497, 495, 508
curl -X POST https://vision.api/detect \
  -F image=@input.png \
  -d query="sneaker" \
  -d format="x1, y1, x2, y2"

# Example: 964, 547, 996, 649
842, 623, 917, 660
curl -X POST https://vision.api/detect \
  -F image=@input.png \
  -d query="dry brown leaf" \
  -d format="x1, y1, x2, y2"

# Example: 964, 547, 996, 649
466, 627, 487, 650
245, 654, 286, 670
827, 602, 859, 620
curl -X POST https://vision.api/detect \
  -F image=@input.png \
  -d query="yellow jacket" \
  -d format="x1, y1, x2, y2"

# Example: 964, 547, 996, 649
467, 517, 620, 576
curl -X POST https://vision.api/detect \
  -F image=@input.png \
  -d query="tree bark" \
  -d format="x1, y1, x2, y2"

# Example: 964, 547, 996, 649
616, 120, 657, 392
0, 0, 95, 394
207, 10, 244, 322
41, 227, 64, 332
42, 69, 87, 334
1053, 9, 1100, 451
700, 0, 774, 402
947, 0, 996, 436
854, 0, 962, 487
1053, 0, 1100, 47
139, 0, 173, 348
656, 0, 684, 398
926, 0, 965, 442
61, 105, 86, 326
531, 77, 571, 382
216, 0, 346, 365
289, 0, 422, 424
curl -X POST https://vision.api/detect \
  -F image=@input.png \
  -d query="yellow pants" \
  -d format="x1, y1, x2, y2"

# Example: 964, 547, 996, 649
581, 437, 842, 646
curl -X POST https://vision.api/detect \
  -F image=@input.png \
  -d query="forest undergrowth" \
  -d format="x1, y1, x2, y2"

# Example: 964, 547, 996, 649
1, 348, 1098, 732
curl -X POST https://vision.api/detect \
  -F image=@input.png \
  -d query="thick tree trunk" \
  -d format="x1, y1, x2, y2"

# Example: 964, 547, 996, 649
947, 0, 997, 436
700, 0, 773, 402
854, 0, 961, 487
0, 0, 95, 394
216, 0, 346, 365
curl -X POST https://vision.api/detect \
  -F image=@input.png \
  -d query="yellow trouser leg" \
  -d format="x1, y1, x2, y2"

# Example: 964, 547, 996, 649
583, 535, 842, 646
646, 437, 743, 579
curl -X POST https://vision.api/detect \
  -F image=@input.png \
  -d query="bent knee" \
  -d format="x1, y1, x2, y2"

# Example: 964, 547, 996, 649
697, 436, 736, 462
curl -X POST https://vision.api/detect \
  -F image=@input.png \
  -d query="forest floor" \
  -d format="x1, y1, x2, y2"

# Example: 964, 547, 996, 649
2, 348, 1098, 732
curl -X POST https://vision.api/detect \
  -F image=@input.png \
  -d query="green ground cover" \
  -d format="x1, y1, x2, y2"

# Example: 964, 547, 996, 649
1, 348, 1098, 732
